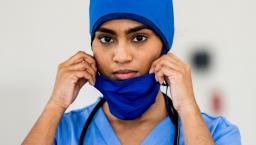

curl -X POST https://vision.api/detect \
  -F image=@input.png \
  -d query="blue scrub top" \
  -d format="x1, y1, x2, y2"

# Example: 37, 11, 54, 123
53, 98, 241, 145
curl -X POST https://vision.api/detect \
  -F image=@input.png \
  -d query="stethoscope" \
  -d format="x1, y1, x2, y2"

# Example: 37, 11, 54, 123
79, 86, 180, 145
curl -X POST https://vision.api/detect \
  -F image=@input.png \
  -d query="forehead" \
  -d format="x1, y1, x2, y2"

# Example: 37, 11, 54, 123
95, 19, 157, 36
99, 19, 144, 29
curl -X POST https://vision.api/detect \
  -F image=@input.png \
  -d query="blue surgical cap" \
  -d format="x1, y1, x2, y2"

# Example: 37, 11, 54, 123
89, 0, 175, 54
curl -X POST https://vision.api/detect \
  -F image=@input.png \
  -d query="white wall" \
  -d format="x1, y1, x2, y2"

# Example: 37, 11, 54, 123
0, 0, 255, 144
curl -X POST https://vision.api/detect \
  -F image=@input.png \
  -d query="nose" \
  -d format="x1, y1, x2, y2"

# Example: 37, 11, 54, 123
112, 42, 133, 64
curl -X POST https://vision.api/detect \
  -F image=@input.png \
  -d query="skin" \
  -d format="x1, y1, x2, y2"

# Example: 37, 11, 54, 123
21, 19, 215, 145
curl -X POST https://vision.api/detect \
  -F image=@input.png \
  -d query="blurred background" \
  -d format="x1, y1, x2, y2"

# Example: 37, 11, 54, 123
0, 0, 255, 144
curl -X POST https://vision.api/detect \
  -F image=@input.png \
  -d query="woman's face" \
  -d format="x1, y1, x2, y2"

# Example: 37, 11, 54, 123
92, 19, 163, 80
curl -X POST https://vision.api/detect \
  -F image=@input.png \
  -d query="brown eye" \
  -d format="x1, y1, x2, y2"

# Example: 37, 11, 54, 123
132, 34, 147, 42
100, 36, 113, 44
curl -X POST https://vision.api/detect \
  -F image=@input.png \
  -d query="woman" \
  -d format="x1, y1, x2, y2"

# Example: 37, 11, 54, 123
22, 0, 241, 145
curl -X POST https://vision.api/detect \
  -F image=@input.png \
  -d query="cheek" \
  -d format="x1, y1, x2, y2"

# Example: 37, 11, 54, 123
94, 56, 111, 76
135, 52, 159, 73
136, 36, 162, 56
135, 41, 162, 72
139, 39, 162, 60
94, 51, 108, 67
93, 41, 106, 60
92, 46, 112, 73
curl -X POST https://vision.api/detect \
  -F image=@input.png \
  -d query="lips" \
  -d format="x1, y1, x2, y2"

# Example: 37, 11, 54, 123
113, 70, 138, 80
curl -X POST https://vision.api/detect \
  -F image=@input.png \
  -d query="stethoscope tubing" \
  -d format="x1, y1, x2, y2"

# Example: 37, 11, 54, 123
79, 91, 179, 145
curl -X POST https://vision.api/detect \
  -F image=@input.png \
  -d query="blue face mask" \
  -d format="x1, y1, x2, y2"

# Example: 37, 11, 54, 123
94, 72, 160, 120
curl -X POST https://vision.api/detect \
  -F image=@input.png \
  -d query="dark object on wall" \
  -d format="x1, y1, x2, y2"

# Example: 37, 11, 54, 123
190, 49, 211, 72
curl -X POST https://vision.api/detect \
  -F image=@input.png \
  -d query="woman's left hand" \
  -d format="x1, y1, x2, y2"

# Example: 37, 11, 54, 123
149, 52, 197, 113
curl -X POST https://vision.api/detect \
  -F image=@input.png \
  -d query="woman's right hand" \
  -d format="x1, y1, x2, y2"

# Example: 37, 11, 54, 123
48, 51, 97, 110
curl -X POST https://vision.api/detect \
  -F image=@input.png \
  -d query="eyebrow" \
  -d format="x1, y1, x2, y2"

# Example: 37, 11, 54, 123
96, 25, 151, 35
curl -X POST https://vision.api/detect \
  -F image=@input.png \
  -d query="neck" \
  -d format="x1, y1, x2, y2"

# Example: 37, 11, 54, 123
102, 91, 168, 125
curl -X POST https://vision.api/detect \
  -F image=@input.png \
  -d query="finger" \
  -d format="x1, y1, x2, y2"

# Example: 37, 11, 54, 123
83, 55, 97, 72
67, 55, 97, 73
72, 58, 85, 65
155, 71, 166, 85
63, 51, 96, 71
166, 52, 185, 66
69, 70, 95, 86
65, 61, 96, 81
154, 59, 183, 73
76, 78, 87, 89
75, 59, 97, 73
62, 51, 87, 65
66, 61, 90, 71
155, 65, 179, 85
150, 58, 161, 73
150, 54, 181, 73
69, 54, 96, 71
155, 73, 159, 82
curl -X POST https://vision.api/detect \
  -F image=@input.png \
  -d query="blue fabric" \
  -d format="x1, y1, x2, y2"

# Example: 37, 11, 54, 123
54, 98, 241, 145
94, 73, 160, 120
89, 0, 175, 54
